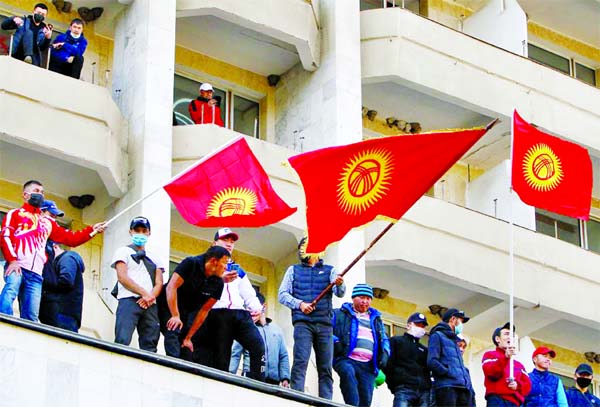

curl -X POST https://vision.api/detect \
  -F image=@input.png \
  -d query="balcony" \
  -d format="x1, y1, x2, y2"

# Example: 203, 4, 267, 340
0, 56, 127, 199
176, 0, 320, 74
360, 8, 600, 153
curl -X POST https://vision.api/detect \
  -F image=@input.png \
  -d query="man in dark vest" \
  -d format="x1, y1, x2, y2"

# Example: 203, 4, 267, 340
278, 237, 345, 399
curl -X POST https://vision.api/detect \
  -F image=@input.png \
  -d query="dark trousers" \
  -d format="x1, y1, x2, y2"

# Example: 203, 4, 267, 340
115, 297, 160, 352
49, 55, 84, 79
435, 387, 471, 407
195, 309, 265, 381
39, 292, 59, 327
393, 386, 431, 407
486, 395, 519, 406
334, 358, 376, 406
12, 30, 41, 66
157, 298, 186, 358
290, 321, 334, 399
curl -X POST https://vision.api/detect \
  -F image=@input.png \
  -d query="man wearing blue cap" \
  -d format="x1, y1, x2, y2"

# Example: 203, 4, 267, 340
384, 312, 431, 407
427, 308, 473, 406
38, 200, 64, 325
566, 363, 600, 406
332, 283, 390, 407
112, 216, 165, 352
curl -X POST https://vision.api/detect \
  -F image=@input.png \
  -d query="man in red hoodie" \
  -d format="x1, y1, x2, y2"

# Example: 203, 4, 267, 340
188, 83, 224, 127
482, 322, 531, 406
0, 180, 106, 322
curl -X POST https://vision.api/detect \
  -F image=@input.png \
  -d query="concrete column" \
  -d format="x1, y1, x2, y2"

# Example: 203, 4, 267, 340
274, 0, 365, 302
100, 0, 176, 310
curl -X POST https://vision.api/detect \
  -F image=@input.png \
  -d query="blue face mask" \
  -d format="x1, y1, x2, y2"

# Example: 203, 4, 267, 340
131, 234, 148, 247
455, 322, 464, 335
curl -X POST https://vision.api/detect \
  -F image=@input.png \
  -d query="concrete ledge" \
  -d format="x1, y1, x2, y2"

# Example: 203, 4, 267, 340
0, 56, 128, 197
177, 0, 320, 71
360, 8, 600, 154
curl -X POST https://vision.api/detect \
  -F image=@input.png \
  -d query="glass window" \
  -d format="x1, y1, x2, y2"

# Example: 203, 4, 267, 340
528, 44, 570, 75
586, 218, 600, 254
535, 209, 581, 246
360, 0, 420, 12
173, 74, 227, 126
575, 63, 596, 87
233, 94, 259, 138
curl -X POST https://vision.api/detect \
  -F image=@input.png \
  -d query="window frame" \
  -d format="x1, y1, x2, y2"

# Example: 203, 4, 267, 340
527, 42, 598, 87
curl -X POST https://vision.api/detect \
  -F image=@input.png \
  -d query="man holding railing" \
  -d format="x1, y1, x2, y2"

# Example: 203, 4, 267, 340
1, 3, 52, 66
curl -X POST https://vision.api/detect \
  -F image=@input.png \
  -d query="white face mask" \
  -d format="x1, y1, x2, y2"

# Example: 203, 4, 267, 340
408, 326, 426, 339
71, 32, 81, 39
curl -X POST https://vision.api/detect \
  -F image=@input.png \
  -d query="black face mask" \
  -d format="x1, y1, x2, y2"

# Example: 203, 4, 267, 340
33, 13, 44, 24
28, 193, 44, 208
577, 377, 592, 388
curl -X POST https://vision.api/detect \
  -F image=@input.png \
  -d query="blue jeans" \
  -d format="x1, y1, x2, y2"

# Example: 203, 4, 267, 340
486, 395, 519, 406
0, 268, 42, 321
291, 321, 333, 399
115, 297, 160, 352
334, 358, 376, 406
393, 386, 431, 407
56, 313, 79, 333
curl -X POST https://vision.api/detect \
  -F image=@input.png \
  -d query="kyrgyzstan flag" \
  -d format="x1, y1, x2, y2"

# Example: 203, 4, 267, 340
512, 110, 592, 220
164, 137, 296, 227
289, 128, 488, 253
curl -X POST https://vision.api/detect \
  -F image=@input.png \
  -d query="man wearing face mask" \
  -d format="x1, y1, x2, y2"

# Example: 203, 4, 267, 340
384, 312, 431, 407
566, 363, 600, 406
331, 284, 390, 407
111, 217, 164, 352
1, 3, 52, 66
49, 18, 87, 79
427, 308, 472, 407
0, 180, 106, 322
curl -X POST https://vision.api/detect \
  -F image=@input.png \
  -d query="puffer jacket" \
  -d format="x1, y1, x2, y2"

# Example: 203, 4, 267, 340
426, 322, 471, 389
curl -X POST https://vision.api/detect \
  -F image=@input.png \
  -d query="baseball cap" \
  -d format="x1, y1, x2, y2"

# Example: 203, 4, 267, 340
576, 363, 594, 375
199, 83, 214, 91
214, 227, 239, 242
492, 322, 515, 345
442, 308, 470, 323
407, 312, 428, 326
129, 216, 151, 230
352, 283, 373, 298
40, 200, 64, 217
532, 346, 556, 359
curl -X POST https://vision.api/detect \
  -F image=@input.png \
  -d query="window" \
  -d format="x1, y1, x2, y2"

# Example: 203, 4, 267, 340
0, 14, 10, 55
173, 74, 227, 126
233, 95, 259, 138
535, 209, 581, 246
575, 63, 596, 87
360, 0, 420, 13
528, 44, 570, 75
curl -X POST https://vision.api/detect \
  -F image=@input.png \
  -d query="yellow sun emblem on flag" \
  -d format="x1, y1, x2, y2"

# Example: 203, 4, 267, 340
207, 187, 258, 217
337, 148, 394, 215
522, 143, 564, 192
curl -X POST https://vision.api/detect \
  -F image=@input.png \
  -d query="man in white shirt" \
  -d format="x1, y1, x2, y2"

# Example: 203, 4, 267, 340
194, 228, 265, 381
112, 217, 164, 352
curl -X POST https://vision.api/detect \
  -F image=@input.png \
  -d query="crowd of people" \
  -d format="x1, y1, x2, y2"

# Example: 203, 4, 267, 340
2, 178, 600, 407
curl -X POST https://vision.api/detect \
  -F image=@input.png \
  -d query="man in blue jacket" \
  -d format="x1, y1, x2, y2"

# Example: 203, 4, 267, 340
1, 3, 52, 66
332, 283, 390, 407
524, 346, 568, 407
427, 308, 472, 407
41, 241, 85, 332
566, 363, 600, 406
49, 18, 87, 79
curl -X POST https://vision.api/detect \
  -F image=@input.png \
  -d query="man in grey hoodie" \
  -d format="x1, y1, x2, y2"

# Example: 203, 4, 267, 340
229, 292, 290, 386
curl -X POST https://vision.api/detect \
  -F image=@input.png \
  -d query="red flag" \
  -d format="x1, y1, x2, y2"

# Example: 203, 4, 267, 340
164, 137, 296, 227
512, 110, 592, 220
289, 128, 488, 253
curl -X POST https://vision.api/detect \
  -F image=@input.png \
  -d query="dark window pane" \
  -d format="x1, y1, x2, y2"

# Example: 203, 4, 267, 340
528, 44, 570, 75
233, 95, 259, 138
536, 209, 580, 246
535, 210, 557, 238
576, 63, 596, 86
586, 219, 600, 254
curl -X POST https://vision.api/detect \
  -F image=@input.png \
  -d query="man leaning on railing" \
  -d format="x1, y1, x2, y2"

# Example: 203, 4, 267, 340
1, 2, 52, 66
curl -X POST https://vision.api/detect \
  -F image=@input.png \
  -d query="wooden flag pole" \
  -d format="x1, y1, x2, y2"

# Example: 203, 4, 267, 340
310, 222, 395, 307
309, 118, 500, 307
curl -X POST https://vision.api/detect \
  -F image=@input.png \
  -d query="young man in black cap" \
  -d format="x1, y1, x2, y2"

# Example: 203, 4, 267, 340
112, 216, 164, 352
384, 312, 431, 407
566, 363, 600, 406
427, 308, 472, 406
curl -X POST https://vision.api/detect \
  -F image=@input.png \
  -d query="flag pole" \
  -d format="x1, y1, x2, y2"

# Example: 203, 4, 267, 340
90, 136, 245, 236
508, 111, 516, 380
310, 222, 395, 307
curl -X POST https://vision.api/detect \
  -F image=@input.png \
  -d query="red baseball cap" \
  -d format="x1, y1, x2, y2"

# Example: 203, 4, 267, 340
533, 346, 556, 359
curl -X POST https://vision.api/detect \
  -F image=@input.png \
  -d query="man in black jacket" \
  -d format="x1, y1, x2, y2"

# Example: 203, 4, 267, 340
384, 312, 431, 407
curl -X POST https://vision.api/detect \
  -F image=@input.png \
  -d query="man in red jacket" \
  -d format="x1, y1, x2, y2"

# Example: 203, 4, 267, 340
0, 180, 106, 322
188, 83, 224, 127
482, 322, 531, 406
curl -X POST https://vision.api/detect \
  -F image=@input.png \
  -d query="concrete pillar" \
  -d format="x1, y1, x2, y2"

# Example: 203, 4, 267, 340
100, 0, 176, 310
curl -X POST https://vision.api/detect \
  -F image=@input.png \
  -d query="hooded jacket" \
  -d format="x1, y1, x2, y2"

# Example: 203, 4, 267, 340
51, 30, 87, 63
426, 321, 472, 389
384, 332, 431, 392
43, 250, 85, 326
